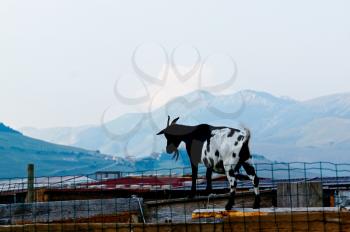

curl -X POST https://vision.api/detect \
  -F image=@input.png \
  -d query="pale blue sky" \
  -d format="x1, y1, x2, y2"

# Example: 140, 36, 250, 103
0, 0, 349, 128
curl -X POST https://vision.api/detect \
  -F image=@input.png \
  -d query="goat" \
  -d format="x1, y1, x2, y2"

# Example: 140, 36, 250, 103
156, 116, 260, 210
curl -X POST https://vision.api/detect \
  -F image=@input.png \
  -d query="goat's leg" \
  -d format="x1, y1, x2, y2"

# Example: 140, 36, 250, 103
189, 163, 198, 198
225, 177, 237, 210
205, 167, 213, 193
242, 160, 260, 209
225, 168, 237, 210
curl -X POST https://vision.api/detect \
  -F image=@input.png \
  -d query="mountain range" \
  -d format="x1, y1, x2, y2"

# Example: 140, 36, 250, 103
0, 124, 275, 178
0, 123, 118, 178
2, 89, 350, 178
21, 90, 350, 163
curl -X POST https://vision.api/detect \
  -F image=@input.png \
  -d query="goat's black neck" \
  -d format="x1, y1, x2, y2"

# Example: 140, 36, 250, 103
179, 124, 213, 144
169, 124, 197, 143
176, 124, 213, 165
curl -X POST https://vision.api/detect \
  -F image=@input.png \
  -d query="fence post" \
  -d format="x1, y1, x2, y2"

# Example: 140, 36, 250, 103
26, 163, 35, 203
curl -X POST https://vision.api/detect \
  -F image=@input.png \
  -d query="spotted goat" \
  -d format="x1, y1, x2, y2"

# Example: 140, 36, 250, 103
156, 116, 260, 210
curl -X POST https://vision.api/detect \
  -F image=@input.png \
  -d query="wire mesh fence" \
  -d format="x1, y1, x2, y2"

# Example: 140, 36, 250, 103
1, 162, 350, 231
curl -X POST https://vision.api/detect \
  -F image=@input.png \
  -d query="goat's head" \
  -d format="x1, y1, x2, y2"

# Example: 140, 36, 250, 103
156, 116, 181, 161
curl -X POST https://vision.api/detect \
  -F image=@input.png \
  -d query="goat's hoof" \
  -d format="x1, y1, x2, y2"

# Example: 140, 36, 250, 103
253, 195, 261, 209
225, 205, 233, 211
225, 202, 234, 211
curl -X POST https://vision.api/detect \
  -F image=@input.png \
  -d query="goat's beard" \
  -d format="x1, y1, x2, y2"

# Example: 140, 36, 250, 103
172, 149, 179, 161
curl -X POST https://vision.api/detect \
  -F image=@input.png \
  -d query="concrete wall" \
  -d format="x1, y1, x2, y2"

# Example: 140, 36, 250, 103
0, 198, 142, 225
277, 182, 323, 207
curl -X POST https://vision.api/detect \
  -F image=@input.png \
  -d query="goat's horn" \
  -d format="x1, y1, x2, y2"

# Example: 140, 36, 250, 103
171, 117, 180, 125
167, 115, 170, 127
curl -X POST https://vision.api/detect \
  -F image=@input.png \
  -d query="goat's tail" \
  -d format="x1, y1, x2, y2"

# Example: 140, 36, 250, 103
240, 125, 251, 144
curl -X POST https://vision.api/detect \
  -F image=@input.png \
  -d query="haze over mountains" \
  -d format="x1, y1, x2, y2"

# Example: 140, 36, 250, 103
2, 89, 349, 178
22, 90, 350, 163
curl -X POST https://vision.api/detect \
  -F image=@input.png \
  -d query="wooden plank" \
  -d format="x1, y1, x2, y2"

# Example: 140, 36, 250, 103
1, 220, 350, 232
224, 211, 350, 232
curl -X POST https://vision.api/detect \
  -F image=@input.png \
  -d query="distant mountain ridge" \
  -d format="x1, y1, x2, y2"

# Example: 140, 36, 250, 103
21, 90, 350, 163
0, 123, 22, 135
0, 123, 122, 178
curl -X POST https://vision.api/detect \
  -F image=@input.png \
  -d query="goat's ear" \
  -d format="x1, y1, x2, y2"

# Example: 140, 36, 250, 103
171, 117, 180, 125
156, 130, 165, 135
166, 115, 171, 127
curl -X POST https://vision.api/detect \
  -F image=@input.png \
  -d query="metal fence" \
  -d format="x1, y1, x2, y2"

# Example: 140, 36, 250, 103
1, 162, 350, 231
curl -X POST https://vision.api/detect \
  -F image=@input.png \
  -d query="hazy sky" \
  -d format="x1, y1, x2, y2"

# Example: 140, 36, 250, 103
0, 0, 349, 129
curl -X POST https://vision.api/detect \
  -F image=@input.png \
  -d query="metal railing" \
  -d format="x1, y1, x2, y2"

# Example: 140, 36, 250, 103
0, 162, 350, 231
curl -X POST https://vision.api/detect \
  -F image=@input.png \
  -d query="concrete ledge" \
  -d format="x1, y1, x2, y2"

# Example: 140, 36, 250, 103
192, 207, 348, 219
